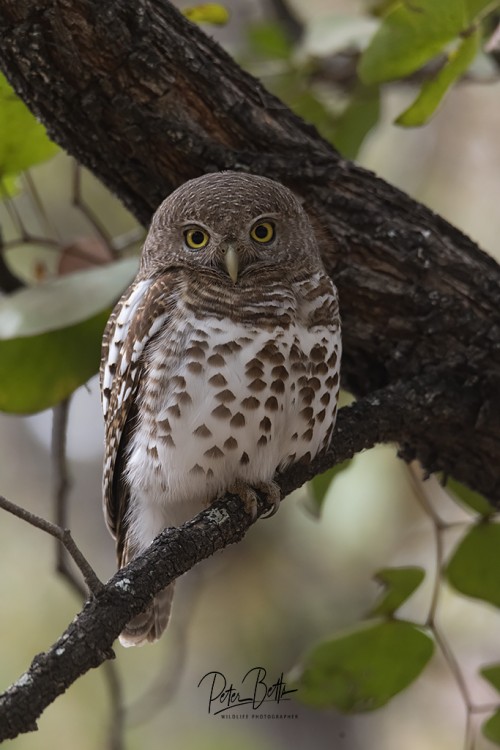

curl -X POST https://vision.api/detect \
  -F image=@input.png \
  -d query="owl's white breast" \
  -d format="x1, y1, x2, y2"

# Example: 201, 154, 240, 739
125, 299, 340, 551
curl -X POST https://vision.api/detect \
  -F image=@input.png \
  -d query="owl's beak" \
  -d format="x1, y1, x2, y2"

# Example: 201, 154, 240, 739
224, 245, 239, 284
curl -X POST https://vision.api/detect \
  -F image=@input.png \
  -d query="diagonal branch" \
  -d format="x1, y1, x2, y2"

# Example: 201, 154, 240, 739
50, 397, 89, 599
0, 373, 476, 741
0, 494, 102, 594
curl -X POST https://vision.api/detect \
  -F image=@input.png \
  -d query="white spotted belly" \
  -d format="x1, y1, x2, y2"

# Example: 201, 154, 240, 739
126, 316, 340, 536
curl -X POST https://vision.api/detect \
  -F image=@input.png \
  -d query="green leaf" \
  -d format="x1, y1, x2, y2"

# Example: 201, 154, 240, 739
247, 22, 293, 60
358, 0, 493, 84
481, 664, 500, 693
482, 710, 500, 746
397, 29, 480, 126
0, 258, 138, 413
0, 73, 58, 192
286, 84, 338, 145
368, 0, 400, 16
467, 0, 500, 19
333, 84, 380, 158
183, 3, 229, 25
0, 310, 110, 413
443, 475, 492, 516
306, 460, 351, 516
482, 662, 500, 744
0, 258, 138, 338
291, 620, 434, 712
446, 523, 500, 607
370, 567, 425, 617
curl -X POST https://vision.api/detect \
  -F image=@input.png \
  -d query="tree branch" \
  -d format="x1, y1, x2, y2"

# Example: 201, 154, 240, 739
0, 494, 102, 594
0, 374, 479, 741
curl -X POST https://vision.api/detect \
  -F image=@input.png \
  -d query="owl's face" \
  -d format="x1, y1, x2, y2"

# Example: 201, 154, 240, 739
141, 172, 321, 284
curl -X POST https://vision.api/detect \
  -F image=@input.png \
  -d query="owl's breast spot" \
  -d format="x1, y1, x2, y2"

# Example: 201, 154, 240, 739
127, 315, 339, 533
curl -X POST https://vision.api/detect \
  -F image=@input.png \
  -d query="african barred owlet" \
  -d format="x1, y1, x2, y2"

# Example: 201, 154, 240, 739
100, 172, 341, 646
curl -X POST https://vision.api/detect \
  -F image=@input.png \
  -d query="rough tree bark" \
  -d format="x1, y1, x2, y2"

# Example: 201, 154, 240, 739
0, 0, 500, 740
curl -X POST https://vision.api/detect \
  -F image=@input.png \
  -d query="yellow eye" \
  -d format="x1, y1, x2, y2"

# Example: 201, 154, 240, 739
250, 221, 275, 244
184, 227, 209, 250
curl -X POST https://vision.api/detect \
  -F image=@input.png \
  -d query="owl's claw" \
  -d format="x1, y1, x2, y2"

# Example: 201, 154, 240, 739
255, 480, 282, 518
227, 479, 259, 520
226, 479, 281, 520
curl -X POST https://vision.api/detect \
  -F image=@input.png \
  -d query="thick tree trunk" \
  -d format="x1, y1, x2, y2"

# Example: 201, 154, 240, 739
0, 0, 500, 502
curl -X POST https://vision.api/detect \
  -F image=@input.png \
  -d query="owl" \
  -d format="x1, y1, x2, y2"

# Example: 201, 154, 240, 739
100, 172, 341, 646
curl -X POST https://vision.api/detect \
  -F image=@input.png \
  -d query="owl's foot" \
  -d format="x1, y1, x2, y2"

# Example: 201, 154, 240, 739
254, 480, 281, 518
226, 479, 281, 520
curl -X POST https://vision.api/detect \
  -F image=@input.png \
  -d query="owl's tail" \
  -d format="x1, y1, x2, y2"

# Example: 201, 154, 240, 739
119, 584, 175, 647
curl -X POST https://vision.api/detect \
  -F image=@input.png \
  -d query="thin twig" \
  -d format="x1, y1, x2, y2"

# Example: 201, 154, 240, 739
51, 398, 88, 599
111, 226, 144, 253
52, 400, 71, 547
23, 171, 61, 243
0, 493, 102, 593
407, 467, 445, 626
0, 227, 24, 293
2, 189, 24, 236
3, 236, 59, 250
433, 624, 473, 710
408, 469, 472, 697
465, 698, 475, 750
407, 465, 500, 750
72, 161, 116, 253
103, 661, 125, 750
51, 397, 125, 750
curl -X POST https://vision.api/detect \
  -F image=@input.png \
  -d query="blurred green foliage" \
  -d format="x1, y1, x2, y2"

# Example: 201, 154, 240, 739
183, 3, 230, 25
0, 259, 137, 412
369, 566, 425, 617
446, 522, 500, 607
482, 666, 500, 744
396, 29, 481, 126
359, 0, 499, 125
0, 73, 58, 196
291, 619, 434, 711
442, 474, 493, 516
307, 459, 352, 516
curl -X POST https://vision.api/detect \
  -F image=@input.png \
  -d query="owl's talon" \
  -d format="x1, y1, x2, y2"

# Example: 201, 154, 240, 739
260, 504, 279, 519
226, 480, 281, 520
227, 479, 259, 520
255, 480, 282, 518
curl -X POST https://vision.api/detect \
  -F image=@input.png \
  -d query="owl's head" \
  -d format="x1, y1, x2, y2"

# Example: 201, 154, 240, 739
141, 172, 323, 284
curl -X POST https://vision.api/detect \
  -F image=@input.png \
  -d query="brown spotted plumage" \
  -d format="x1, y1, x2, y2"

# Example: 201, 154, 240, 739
100, 172, 341, 646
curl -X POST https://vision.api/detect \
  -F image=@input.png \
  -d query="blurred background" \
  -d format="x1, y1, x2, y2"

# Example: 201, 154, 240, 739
1, 0, 500, 748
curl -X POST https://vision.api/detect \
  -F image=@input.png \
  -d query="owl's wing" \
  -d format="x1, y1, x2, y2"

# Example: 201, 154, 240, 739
100, 273, 178, 564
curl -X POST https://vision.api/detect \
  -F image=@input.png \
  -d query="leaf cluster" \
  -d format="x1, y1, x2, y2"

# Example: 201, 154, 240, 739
293, 469, 500, 746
